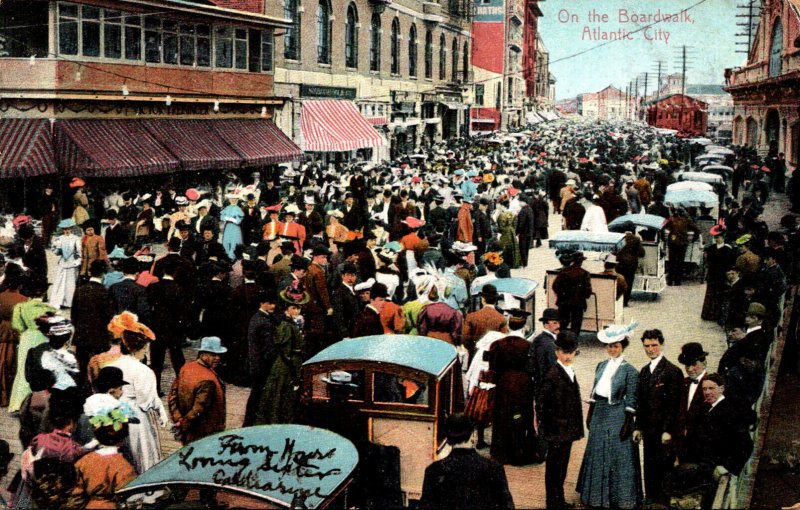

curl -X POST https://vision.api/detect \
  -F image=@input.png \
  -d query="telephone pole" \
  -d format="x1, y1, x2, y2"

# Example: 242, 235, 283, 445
735, 0, 761, 54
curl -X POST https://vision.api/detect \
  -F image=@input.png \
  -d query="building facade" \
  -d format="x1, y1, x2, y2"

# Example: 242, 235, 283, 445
646, 94, 708, 136
726, 0, 800, 170
0, 0, 299, 209
577, 85, 628, 120
469, 0, 539, 131
261, 0, 473, 159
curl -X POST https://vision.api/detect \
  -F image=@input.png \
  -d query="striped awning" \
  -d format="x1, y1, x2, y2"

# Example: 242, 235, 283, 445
210, 119, 302, 166
0, 119, 57, 178
301, 100, 386, 152
55, 119, 180, 177
140, 119, 243, 171
365, 117, 388, 126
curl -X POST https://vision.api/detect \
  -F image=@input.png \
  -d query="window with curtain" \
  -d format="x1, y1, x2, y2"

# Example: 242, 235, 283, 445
439, 33, 446, 80
345, 3, 358, 68
370, 12, 381, 71
408, 24, 417, 77
317, 0, 331, 64
390, 18, 400, 74
424, 30, 433, 79
451, 38, 458, 82
284, 0, 300, 60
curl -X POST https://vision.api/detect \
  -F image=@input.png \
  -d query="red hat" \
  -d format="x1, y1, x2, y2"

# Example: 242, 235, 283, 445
539, 151, 546, 157
69, 177, 85, 188
12, 215, 32, 228
411, 176, 422, 183
750, 164, 759, 169
578, 157, 589, 164
265, 204, 282, 213
403, 216, 425, 229
508, 187, 521, 197
185, 188, 200, 201
760, 166, 771, 173
709, 224, 725, 236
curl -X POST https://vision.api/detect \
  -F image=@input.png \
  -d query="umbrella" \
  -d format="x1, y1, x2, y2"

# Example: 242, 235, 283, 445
667, 181, 715, 193
696, 154, 725, 162
702, 164, 734, 175
549, 230, 626, 253
689, 137, 713, 145
608, 213, 667, 232
664, 189, 719, 207
678, 171, 724, 185
707, 147, 734, 156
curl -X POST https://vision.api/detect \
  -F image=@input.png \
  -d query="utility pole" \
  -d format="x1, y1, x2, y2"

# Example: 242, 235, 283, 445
634, 75, 639, 121
673, 46, 694, 96
651, 60, 665, 97
735, 0, 761, 54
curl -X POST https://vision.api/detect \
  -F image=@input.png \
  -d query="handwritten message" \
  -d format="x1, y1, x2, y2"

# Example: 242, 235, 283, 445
556, 8, 697, 45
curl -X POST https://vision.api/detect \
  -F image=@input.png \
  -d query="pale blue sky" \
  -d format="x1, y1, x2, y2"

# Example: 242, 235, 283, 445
538, 0, 746, 99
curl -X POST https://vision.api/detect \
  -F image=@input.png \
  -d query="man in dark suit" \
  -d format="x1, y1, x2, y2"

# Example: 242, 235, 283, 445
516, 197, 535, 267
176, 224, 197, 261
103, 209, 129, 255
147, 258, 190, 393
537, 331, 583, 510
152, 237, 197, 295
675, 342, 711, 463
331, 262, 360, 340
473, 198, 493, 257
718, 302, 771, 405
342, 193, 366, 232
194, 204, 219, 239
240, 193, 264, 247
419, 413, 514, 510
352, 282, 388, 337
195, 226, 229, 266
528, 308, 560, 398
9, 224, 47, 279
70, 259, 115, 385
633, 329, 684, 505
109, 257, 150, 322
552, 251, 593, 335
243, 291, 278, 427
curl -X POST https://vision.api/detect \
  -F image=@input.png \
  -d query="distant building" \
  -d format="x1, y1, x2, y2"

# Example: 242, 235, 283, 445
726, 0, 799, 169
687, 84, 734, 142
577, 86, 628, 120
646, 94, 708, 136
555, 97, 578, 115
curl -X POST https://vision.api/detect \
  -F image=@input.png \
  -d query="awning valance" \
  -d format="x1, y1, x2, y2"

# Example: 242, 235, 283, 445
55, 119, 180, 177
210, 119, 302, 166
365, 117, 389, 126
140, 119, 243, 171
301, 100, 386, 152
0, 119, 57, 179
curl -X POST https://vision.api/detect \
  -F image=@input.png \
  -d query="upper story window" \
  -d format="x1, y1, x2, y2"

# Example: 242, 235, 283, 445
345, 3, 358, 69
451, 38, 458, 82
55, 2, 272, 72
439, 33, 446, 80
390, 18, 400, 75
769, 18, 783, 78
317, 0, 331, 64
462, 40, 469, 81
284, 0, 300, 61
370, 12, 381, 72
408, 24, 417, 77
424, 30, 433, 79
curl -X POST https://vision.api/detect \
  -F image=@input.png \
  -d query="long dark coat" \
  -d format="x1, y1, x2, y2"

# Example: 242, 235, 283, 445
537, 363, 583, 443
71, 281, 114, 355
683, 397, 753, 475
109, 279, 150, 323
331, 282, 359, 340
147, 278, 190, 346
634, 357, 683, 436
702, 243, 736, 321
353, 307, 384, 338
419, 449, 514, 510
489, 335, 535, 465
226, 281, 262, 386
255, 315, 304, 424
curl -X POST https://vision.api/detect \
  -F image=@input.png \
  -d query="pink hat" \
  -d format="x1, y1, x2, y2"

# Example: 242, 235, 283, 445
185, 188, 200, 201
403, 216, 425, 229
12, 215, 32, 228
411, 176, 422, 183
508, 187, 521, 197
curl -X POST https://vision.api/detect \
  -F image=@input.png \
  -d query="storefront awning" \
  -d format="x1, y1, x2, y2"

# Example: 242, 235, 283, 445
301, 100, 386, 152
140, 119, 243, 171
210, 119, 302, 166
55, 119, 180, 177
365, 117, 389, 126
0, 119, 57, 179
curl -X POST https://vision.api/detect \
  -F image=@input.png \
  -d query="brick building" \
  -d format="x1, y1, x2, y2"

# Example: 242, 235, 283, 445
646, 94, 708, 137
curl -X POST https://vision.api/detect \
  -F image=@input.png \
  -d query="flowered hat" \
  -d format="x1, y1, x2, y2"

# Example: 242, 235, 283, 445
280, 279, 310, 306
84, 393, 135, 431
107, 311, 155, 341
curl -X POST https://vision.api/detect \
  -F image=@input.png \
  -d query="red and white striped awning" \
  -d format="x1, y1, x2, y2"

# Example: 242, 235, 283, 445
140, 119, 243, 171
300, 100, 386, 152
364, 117, 388, 126
55, 119, 180, 177
210, 119, 302, 166
0, 119, 57, 179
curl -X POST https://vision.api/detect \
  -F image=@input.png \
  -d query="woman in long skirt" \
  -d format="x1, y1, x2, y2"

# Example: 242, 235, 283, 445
577, 326, 642, 509
220, 196, 244, 262
48, 220, 82, 309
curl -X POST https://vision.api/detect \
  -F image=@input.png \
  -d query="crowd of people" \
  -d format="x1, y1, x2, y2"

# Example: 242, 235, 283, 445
0, 118, 795, 509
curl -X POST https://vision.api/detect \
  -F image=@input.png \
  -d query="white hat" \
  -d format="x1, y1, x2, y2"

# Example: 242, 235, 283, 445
328, 210, 344, 219
566, 179, 577, 186
452, 241, 477, 252
304, 196, 316, 205
597, 320, 639, 344
284, 204, 301, 215
355, 278, 375, 292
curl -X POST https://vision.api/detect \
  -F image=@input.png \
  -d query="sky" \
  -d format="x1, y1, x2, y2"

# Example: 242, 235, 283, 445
538, 0, 746, 99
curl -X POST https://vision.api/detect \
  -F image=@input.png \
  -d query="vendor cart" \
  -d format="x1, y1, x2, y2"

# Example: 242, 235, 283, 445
117, 425, 359, 510
608, 214, 668, 297
547, 230, 626, 332
301, 335, 457, 505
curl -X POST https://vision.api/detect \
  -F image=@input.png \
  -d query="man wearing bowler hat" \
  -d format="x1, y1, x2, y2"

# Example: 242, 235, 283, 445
675, 342, 711, 462
353, 282, 389, 337
537, 331, 583, 510
528, 308, 561, 398
168, 336, 227, 445
552, 251, 593, 336
462, 284, 508, 359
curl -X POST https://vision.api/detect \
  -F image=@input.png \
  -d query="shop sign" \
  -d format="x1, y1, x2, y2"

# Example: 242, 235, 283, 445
300, 85, 357, 100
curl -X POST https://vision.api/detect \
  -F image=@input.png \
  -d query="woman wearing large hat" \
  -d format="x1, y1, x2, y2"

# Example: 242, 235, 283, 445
577, 321, 643, 509
255, 280, 308, 425
48, 219, 82, 309
106, 312, 168, 474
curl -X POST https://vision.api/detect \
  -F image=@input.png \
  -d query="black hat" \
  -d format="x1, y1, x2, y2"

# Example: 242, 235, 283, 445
539, 308, 560, 323
95, 366, 129, 393
555, 331, 579, 353
280, 240, 295, 252
370, 282, 389, 299
572, 251, 587, 262
480, 284, 498, 300
341, 262, 358, 275
444, 413, 474, 445
290, 255, 310, 270
505, 308, 531, 318
678, 342, 708, 366
312, 246, 332, 257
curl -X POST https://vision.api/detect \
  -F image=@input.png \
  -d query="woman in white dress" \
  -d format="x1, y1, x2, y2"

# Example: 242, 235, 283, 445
108, 313, 168, 474
580, 195, 609, 233
48, 219, 82, 309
